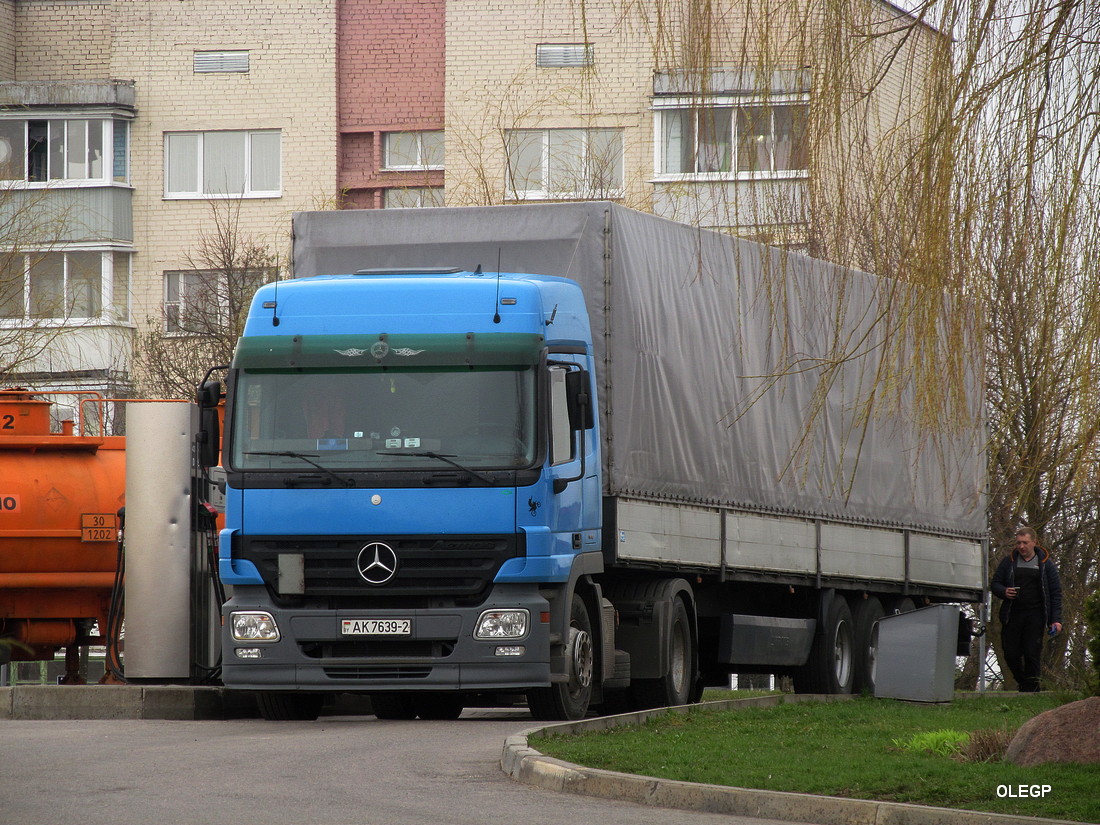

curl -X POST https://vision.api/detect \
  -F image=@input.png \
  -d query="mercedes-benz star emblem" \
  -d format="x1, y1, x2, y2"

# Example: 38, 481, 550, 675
356, 542, 399, 586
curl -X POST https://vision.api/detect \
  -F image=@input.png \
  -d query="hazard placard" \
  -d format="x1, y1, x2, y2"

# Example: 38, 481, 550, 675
81, 513, 118, 542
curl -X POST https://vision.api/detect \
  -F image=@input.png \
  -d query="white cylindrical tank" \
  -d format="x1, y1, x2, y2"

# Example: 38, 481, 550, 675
124, 402, 192, 680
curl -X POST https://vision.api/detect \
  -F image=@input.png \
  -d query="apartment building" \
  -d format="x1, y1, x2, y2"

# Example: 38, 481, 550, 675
1, 0, 939, 409
1, 0, 336, 413
340, 0, 941, 247
443, 0, 942, 246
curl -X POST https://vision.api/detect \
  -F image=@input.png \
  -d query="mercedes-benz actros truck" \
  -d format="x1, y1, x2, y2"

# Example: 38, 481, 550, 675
202, 203, 985, 721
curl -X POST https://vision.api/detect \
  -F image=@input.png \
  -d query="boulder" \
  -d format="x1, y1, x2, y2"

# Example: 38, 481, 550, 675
1004, 696, 1100, 766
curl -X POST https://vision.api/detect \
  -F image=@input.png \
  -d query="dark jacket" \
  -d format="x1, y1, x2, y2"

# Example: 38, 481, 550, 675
991, 546, 1063, 626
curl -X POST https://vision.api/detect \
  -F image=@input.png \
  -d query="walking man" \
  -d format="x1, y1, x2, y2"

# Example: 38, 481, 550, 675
991, 527, 1063, 692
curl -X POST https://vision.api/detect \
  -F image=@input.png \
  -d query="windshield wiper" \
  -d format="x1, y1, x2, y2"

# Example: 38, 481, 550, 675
244, 451, 354, 487
376, 450, 493, 484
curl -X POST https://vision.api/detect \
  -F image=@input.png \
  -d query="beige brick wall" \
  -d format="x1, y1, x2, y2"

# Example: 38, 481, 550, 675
105, 0, 337, 352
0, 1, 14, 80
14, 1, 112, 79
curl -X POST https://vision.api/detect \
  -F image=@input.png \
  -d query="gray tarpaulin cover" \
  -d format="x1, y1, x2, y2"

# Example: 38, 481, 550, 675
292, 202, 985, 537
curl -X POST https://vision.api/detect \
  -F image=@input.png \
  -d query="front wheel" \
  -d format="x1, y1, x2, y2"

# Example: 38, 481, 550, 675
371, 693, 417, 720
413, 694, 464, 720
255, 691, 325, 721
632, 595, 697, 709
527, 593, 594, 721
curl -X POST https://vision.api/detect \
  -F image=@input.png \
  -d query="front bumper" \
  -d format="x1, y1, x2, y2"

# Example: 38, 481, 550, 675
220, 585, 551, 692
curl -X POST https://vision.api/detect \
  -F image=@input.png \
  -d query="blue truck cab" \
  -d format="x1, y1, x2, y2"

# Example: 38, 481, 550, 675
214, 268, 603, 720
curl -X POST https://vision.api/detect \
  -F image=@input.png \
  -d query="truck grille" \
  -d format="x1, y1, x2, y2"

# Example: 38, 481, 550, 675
239, 533, 521, 607
300, 640, 455, 658
322, 665, 432, 680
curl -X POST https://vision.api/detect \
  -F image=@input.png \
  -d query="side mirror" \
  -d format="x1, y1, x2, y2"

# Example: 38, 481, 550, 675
565, 369, 594, 431
196, 380, 222, 468
197, 380, 220, 409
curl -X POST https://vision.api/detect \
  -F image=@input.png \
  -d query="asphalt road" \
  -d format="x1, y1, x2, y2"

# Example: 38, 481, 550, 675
0, 707, 799, 825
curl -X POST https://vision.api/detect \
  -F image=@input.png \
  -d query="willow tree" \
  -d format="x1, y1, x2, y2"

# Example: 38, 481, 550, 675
442, 0, 1099, 687
716, 0, 1100, 687
949, 0, 1100, 687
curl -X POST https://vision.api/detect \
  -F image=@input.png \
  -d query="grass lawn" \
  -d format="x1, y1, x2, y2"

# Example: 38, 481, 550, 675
533, 693, 1099, 823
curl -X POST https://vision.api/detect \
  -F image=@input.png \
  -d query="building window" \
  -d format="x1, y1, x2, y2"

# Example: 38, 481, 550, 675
536, 44, 594, 68
505, 128, 623, 199
656, 102, 808, 177
163, 268, 273, 334
164, 130, 281, 197
0, 250, 131, 322
194, 50, 250, 73
164, 270, 206, 333
382, 131, 444, 170
383, 187, 445, 208
0, 119, 130, 184
113, 120, 129, 183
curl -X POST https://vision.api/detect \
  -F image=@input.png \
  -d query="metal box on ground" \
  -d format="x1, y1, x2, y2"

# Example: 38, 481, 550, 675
873, 604, 960, 702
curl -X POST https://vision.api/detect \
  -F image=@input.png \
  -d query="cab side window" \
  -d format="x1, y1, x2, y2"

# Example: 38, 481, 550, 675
549, 367, 575, 466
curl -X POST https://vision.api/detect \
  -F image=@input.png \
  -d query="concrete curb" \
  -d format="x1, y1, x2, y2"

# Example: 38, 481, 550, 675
0, 685, 256, 720
500, 695, 1079, 825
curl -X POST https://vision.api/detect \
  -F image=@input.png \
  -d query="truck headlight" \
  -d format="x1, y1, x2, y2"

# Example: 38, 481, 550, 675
475, 609, 529, 640
230, 611, 281, 642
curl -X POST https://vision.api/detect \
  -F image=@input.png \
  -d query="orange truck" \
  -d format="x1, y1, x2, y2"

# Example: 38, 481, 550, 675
0, 389, 124, 683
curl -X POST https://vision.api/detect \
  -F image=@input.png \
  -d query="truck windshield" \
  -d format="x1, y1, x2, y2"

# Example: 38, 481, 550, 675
229, 366, 536, 471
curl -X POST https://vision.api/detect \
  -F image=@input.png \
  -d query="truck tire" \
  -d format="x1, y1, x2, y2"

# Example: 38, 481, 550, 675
851, 595, 885, 694
632, 595, 696, 709
886, 596, 916, 615
371, 693, 417, 720
255, 691, 325, 721
794, 593, 854, 694
527, 592, 594, 721
413, 694, 464, 720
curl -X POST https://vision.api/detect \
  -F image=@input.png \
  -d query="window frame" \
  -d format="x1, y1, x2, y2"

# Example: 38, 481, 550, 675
653, 95, 810, 181
163, 129, 282, 199
163, 270, 207, 335
382, 186, 445, 209
0, 117, 131, 187
162, 266, 276, 335
504, 127, 624, 200
0, 248, 132, 325
382, 131, 444, 171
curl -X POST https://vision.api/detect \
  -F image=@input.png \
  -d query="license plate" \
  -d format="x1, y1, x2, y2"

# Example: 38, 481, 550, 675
341, 618, 412, 636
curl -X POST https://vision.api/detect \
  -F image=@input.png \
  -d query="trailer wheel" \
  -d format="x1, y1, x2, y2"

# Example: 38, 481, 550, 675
371, 693, 417, 720
255, 691, 325, 721
886, 596, 916, 615
851, 595, 885, 694
794, 594, 854, 694
527, 592, 593, 721
632, 595, 697, 709
413, 694, 465, 720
